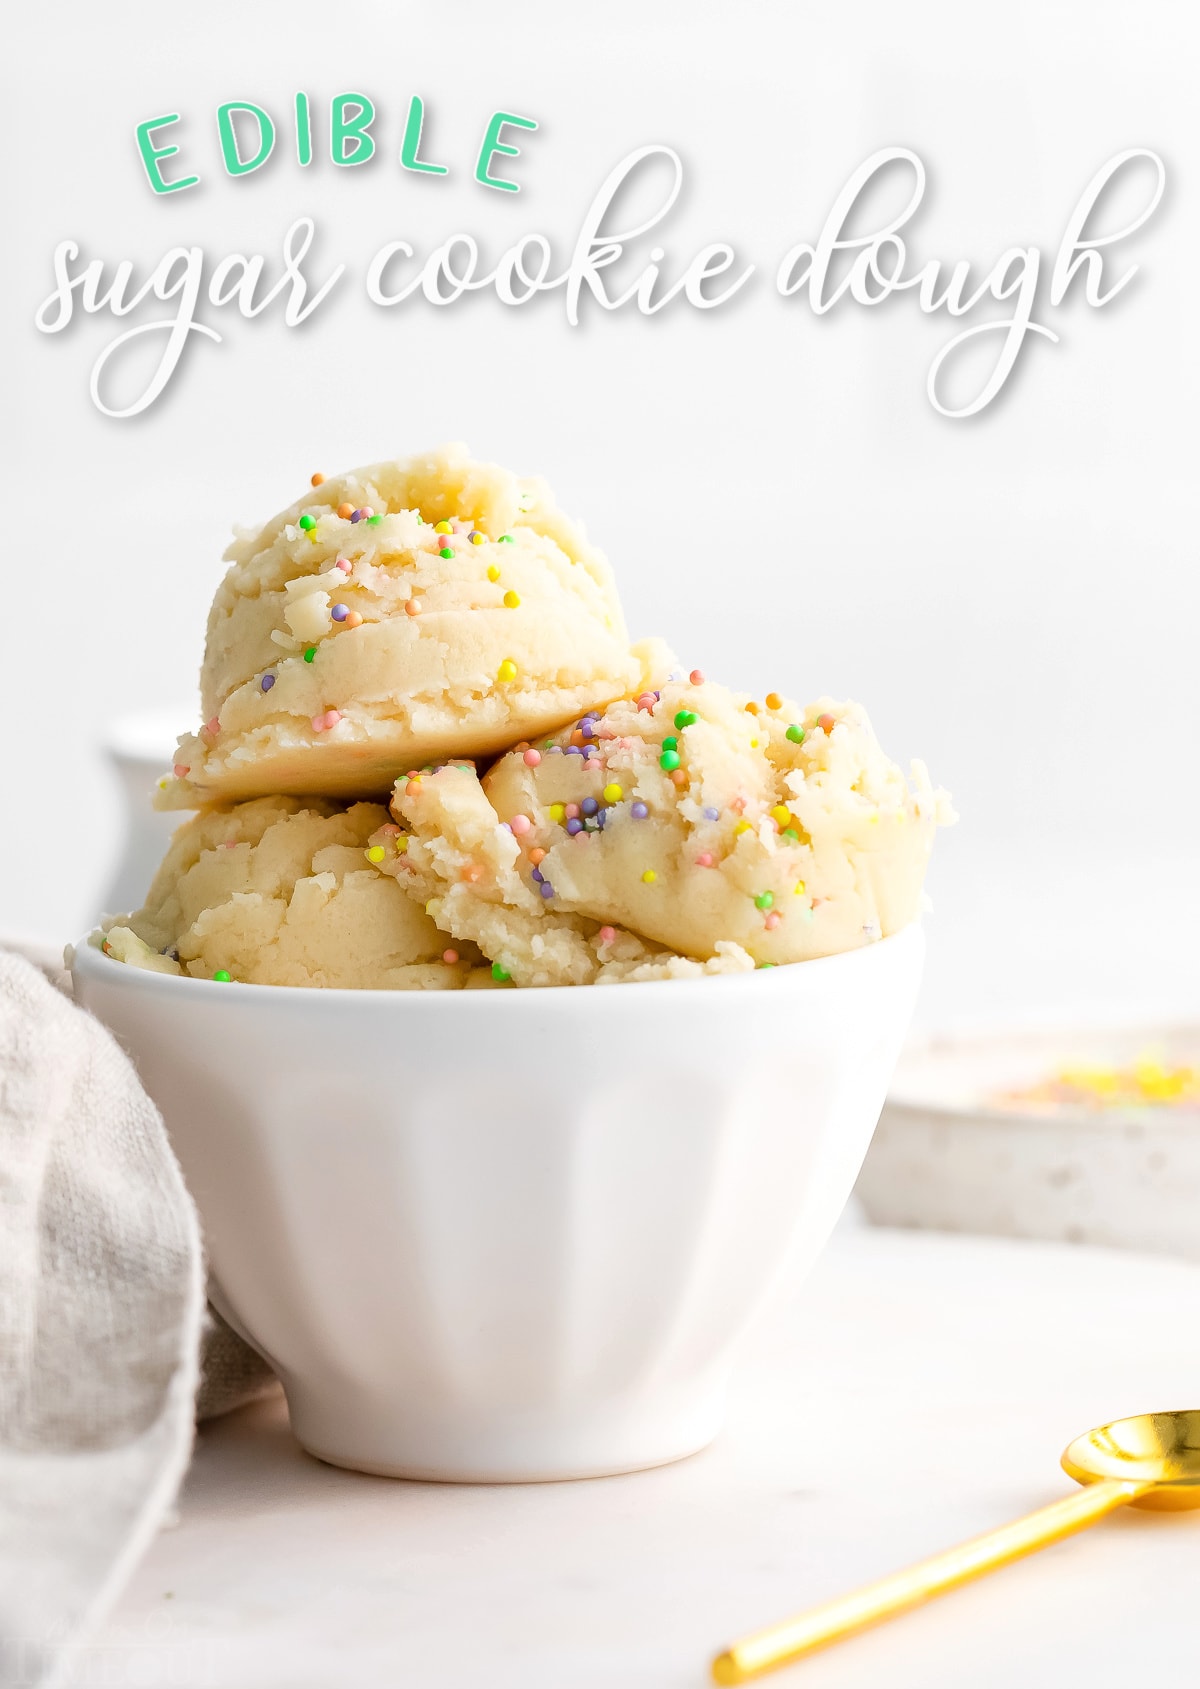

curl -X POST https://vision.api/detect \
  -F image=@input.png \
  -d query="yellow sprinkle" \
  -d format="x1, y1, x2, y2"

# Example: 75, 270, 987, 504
735, 820, 752, 835
497, 659, 518, 683
770, 805, 792, 828
603, 783, 623, 804
869, 811, 880, 825
503, 590, 521, 608
750, 738, 759, 748
469, 531, 486, 545
157, 777, 169, 790
395, 836, 408, 853
793, 880, 806, 895
642, 869, 658, 884
434, 519, 453, 534
549, 803, 565, 822
365, 845, 386, 864
487, 564, 501, 582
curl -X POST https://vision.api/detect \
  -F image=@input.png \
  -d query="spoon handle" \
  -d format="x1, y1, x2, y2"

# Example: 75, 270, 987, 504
712, 1477, 1150, 1684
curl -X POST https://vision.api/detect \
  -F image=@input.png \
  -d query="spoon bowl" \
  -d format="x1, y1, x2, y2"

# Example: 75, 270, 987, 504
1062, 1409, 1200, 1510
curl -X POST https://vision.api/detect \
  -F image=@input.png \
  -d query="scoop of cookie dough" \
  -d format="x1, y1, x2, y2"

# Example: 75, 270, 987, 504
159, 444, 666, 808
96, 795, 488, 988
386, 677, 954, 980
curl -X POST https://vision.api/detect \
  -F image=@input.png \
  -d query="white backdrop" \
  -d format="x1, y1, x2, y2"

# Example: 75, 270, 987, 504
4, 0, 1197, 1027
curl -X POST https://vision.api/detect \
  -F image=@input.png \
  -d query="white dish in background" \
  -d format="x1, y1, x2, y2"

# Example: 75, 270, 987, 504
856, 1021, 1200, 1259
71, 926, 924, 1483
100, 709, 195, 920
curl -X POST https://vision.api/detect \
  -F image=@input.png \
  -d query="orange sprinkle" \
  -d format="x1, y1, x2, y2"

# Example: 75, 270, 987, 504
529, 847, 546, 866
744, 701, 759, 715
343, 611, 363, 628
817, 712, 836, 733
461, 863, 484, 883
442, 949, 459, 965
405, 599, 422, 617
569, 729, 585, 747
405, 779, 422, 797
311, 472, 325, 487
670, 768, 688, 787
765, 692, 782, 711
337, 501, 354, 519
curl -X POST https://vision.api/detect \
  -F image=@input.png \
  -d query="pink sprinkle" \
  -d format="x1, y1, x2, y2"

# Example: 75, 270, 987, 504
565, 803, 580, 820
636, 693, 655, 712
598, 926, 616, 944
222, 840, 237, 850
765, 911, 781, 930
510, 813, 532, 835
523, 748, 541, 767
311, 709, 342, 732
336, 558, 352, 573
689, 669, 705, 685
361, 506, 374, 519
695, 852, 713, 867
442, 949, 459, 965
729, 796, 746, 816
173, 763, 189, 779
205, 717, 220, 735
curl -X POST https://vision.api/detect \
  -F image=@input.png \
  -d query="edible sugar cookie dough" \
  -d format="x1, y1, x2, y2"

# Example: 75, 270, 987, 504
97, 795, 494, 988
159, 443, 667, 808
381, 676, 955, 986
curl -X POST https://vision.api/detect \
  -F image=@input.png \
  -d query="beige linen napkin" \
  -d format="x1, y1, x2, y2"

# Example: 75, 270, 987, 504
0, 950, 273, 1689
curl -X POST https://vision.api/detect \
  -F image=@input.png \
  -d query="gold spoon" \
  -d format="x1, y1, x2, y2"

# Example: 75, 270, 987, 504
712, 1409, 1200, 1684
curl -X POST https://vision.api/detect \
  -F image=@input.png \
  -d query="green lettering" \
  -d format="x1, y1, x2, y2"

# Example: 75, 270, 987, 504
400, 96, 447, 176
331, 93, 376, 166
217, 102, 275, 177
295, 92, 312, 167
475, 111, 538, 193
134, 114, 199, 195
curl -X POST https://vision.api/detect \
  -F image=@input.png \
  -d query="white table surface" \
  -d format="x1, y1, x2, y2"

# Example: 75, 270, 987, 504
83, 1225, 1200, 1689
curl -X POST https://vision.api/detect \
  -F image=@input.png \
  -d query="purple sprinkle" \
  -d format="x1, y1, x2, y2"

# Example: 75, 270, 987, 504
565, 745, 583, 757
531, 867, 544, 883
631, 801, 649, 820
260, 673, 275, 692
539, 882, 555, 898
581, 722, 594, 739
703, 806, 719, 821
500, 822, 513, 833
547, 745, 564, 755
581, 797, 599, 817
596, 808, 608, 828
653, 690, 661, 700
566, 818, 584, 835
331, 603, 349, 622
349, 508, 365, 523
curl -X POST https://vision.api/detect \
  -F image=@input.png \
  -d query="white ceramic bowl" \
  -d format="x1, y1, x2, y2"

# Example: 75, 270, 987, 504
72, 927, 925, 1481
856, 1021, 1200, 1258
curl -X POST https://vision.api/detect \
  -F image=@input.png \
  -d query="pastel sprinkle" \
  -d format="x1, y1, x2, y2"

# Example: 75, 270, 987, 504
344, 611, 363, 628
794, 880, 807, 894
660, 748, 681, 772
641, 869, 658, 884
540, 882, 555, 898
579, 798, 597, 818
766, 692, 783, 710
755, 891, 775, 910
631, 801, 649, 819
786, 724, 806, 744
442, 949, 459, 965
497, 659, 518, 683
510, 813, 532, 836
367, 513, 382, 526
337, 502, 354, 519
636, 693, 656, 712
549, 803, 566, 823
487, 564, 501, 582
674, 710, 697, 729
662, 736, 678, 752
469, 531, 485, 545
335, 558, 352, 573
695, 852, 713, 867
498, 534, 514, 543
349, 509, 366, 523
491, 961, 511, 981
781, 828, 800, 842
529, 847, 546, 866
771, 805, 792, 828
439, 547, 455, 560
405, 599, 422, 617
331, 603, 349, 622
689, 669, 705, 685
303, 646, 317, 663
735, 820, 752, 835
602, 783, 623, 804
212, 970, 232, 983
298, 513, 316, 532
310, 472, 325, 486
765, 911, 781, 930
817, 713, 836, 733
434, 520, 453, 534
598, 926, 616, 944
503, 590, 521, 608
205, 717, 220, 735
366, 845, 386, 864
523, 748, 542, 767
702, 806, 719, 821
173, 762, 189, 778
312, 709, 341, 732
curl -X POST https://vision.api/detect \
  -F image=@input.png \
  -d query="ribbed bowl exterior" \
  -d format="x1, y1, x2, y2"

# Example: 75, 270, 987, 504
73, 927, 924, 1480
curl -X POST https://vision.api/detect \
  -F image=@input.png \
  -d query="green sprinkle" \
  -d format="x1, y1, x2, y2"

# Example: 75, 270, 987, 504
303, 646, 317, 663
491, 961, 511, 982
498, 534, 514, 543
660, 748, 681, 772
781, 828, 800, 842
754, 891, 775, 911
212, 969, 232, 982
786, 724, 806, 745
298, 513, 316, 531
757, 961, 778, 969
662, 735, 678, 752
674, 709, 697, 729
367, 513, 382, 526
439, 546, 455, 560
